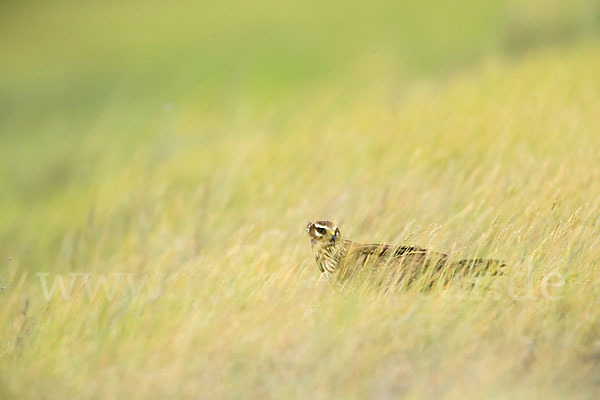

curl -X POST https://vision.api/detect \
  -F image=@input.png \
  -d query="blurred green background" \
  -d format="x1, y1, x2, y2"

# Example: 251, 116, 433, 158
3, 1, 599, 111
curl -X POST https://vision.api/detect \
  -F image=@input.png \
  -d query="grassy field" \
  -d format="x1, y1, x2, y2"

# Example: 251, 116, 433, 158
2, 1, 600, 399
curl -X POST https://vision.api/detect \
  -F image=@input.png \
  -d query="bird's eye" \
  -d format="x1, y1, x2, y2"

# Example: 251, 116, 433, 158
316, 227, 326, 234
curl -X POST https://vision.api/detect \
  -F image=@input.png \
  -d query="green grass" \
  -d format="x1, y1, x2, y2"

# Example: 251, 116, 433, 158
2, 1, 600, 399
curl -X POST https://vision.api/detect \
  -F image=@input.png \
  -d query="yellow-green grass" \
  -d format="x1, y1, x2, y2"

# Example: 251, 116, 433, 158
2, 39, 600, 398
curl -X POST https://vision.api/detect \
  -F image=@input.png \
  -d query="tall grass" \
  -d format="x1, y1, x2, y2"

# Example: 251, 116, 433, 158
1, 42, 599, 398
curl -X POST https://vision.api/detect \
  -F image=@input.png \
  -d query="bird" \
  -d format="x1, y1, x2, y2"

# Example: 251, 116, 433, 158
305, 220, 505, 288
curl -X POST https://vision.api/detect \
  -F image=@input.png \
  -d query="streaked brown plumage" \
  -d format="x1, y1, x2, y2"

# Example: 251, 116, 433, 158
306, 220, 505, 287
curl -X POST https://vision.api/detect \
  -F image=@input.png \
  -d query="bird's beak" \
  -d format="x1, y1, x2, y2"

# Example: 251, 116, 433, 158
330, 230, 337, 240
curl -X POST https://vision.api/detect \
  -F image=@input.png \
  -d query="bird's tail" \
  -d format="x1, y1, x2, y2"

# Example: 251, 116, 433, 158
451, 258, 506, 276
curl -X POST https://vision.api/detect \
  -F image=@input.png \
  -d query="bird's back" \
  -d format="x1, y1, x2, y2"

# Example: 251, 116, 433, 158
335, 241, 449, 284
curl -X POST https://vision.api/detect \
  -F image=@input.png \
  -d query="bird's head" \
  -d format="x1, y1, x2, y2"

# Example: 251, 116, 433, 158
306, 220, 340, 244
